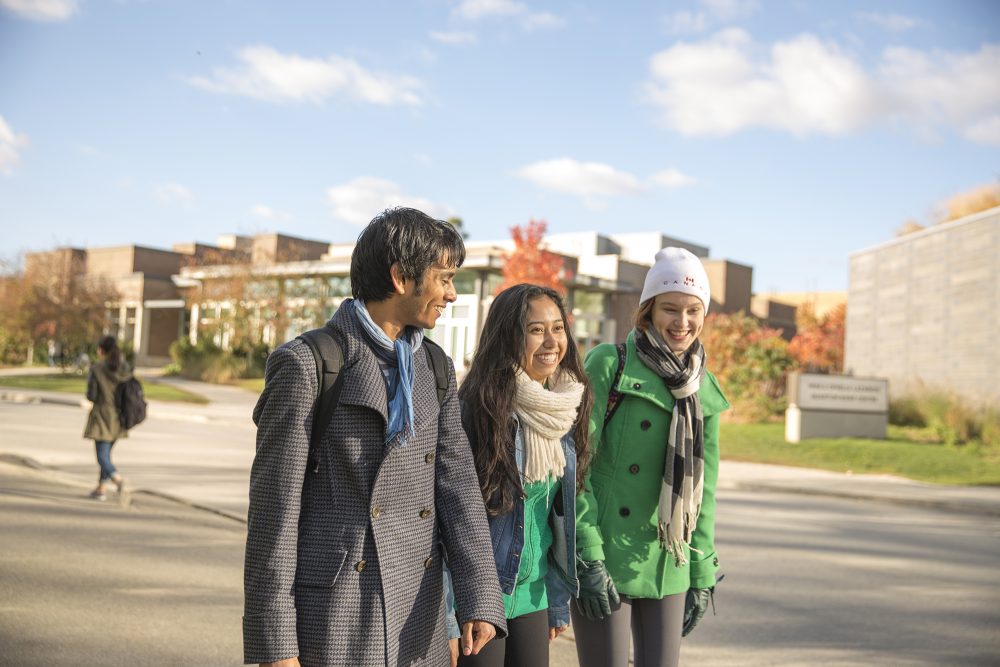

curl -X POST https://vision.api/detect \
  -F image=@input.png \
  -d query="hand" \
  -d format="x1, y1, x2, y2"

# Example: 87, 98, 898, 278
448, 638, 459, 667
573, 559, 620, 620
260, 659, 300, 667
461, 620, 496, 656
681, 587, 712, 637
548, 624, 569, 641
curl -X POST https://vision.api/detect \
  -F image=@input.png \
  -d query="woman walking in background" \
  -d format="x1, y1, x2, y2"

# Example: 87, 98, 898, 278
446, 283, 593, 666
83, 335, 131, 501
572, 248, 730, 667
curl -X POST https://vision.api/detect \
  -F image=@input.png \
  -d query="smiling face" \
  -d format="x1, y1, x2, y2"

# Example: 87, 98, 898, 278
649, 291, 705, 354
520, 296, 568, 384
396, 259, 458, 330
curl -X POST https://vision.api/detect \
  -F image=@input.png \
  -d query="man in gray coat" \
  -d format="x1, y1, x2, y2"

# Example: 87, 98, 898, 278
244, 208, 506, 666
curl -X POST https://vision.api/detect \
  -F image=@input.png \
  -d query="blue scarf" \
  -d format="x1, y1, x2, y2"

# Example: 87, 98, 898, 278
351, 299, 424, 445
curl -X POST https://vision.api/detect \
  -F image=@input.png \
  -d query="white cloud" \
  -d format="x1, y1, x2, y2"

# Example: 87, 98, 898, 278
187, 46, 424, 106
963, 116, 1000, 146
664, 10, 707, 35
326, 177, 454, 226
857, 12, 921, 32
154, 183, 193, 206
429, 30, 478, 45
522, 12, 565, 31
250, 204, 292, 222
648, 168, 698, 188
700, 0, 758, 21
643, 30, 1000, 144
517, 158, 698, 206
455, 0, 524, 21
0, 0, 77, 21
517, 158, 644, 198
454, 0, 564, 32
0, 116, 30, 175
878, 44, 1000, 143
663, 0, 758, 35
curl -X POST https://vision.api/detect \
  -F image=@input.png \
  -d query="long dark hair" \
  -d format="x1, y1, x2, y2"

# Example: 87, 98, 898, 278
97, 335, 121, 371
458, 284, 593, 516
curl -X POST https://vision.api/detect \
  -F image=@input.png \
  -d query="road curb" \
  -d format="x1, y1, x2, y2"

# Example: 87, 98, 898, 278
0, 453, 247, 524
0, 390, 84, 408
733, 481, 1000, 517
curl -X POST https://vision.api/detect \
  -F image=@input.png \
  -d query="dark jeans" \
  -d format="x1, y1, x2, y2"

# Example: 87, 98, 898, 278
94, 440, 117, 482
571, 593, 686, 667
458, 609, 549, 667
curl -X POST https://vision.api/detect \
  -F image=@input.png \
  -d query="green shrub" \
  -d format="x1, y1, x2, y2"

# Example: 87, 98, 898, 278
889, 396, 926, 427
891, 389, 999, 449
168, 336, 267, 383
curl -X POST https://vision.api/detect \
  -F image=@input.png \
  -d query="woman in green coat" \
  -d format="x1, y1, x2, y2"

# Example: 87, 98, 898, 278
572, 247, 729, 667
83, 335, 131, 501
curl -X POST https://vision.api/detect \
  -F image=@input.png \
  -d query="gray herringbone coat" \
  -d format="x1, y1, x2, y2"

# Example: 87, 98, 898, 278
243, 304, 506, 666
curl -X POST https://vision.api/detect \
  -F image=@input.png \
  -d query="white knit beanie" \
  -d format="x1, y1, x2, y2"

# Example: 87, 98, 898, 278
639, 247, 711, 312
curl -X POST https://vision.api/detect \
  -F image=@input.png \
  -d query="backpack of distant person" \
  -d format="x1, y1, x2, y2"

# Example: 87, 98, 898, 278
115, 377, 148, 430
297, 325, 449, 473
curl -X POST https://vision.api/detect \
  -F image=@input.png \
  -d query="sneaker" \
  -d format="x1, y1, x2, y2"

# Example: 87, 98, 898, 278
89, 489, 107, 501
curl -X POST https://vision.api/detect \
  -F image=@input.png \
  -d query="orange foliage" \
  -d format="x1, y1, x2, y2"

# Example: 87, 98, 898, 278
788, 302, 846, 373
496, 219, 566, 295
939, 182, 1000, 223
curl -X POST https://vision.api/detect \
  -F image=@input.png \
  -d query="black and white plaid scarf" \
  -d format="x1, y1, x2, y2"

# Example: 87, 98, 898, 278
633, 326, 706, 565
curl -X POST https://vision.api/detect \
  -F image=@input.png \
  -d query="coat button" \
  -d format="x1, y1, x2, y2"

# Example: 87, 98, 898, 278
371, 505, 382, 519
424, 556, 434, 569
619, 507, 630, 517
355, 560, 366, 572
640, 420, 651, 430
419, 508, 432, 519
629, 464, 640, 474
425, 452, 434, 464
713, 557, 719, 566
632, 382, 641, 390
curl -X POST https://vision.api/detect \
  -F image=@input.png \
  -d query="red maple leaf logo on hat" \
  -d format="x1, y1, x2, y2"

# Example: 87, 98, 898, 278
683, 276, 696, 286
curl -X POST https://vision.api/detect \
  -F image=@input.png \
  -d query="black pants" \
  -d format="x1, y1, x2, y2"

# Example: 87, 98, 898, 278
457, 609, 549, 667
571, 593, 686, 667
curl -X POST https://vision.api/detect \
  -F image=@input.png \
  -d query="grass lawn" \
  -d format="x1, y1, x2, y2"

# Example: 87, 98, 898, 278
0, 373, 209, 404
721, 422, 1000, 486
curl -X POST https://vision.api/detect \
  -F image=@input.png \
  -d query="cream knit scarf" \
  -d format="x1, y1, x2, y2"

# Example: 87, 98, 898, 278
512, 368, 585, 484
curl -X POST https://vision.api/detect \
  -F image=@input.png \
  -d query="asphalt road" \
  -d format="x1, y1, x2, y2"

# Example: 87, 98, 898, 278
2, 397, 999, 666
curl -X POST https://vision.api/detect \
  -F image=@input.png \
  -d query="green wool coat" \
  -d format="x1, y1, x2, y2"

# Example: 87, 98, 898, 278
577, 332, 729, 598
83, 360, 132, 442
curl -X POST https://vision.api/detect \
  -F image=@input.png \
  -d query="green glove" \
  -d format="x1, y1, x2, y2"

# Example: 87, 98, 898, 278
574, 559, 620, 620
681, 587, 712, 637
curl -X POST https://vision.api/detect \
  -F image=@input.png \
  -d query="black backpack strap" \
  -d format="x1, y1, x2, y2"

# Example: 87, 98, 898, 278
603, 343, 627, 430
422, 338, 449, 406
297, 326, 345, 474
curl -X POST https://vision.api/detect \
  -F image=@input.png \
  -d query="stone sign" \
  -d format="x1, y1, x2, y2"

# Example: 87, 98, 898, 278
785, 372, 888, 442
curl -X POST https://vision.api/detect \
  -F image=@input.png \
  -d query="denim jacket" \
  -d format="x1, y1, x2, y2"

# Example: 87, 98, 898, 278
445, 412, 580, 636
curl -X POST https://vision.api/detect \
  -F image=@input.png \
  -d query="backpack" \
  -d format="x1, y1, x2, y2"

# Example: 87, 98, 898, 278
297, 325, 450, 473
115, 377, 148, 430
603, 342, 628, 429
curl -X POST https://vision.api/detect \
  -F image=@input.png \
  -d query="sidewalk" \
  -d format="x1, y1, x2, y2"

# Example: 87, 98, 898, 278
0, 372, 256, 428
2, 377, 1000, 518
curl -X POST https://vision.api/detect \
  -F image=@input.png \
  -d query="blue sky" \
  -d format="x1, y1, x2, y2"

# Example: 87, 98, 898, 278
1, 0, 998, 292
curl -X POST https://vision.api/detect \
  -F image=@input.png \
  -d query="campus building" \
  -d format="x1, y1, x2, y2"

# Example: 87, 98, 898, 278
175, 230, 772, 374
845, 206, 1000, 405
27, 227, 792, 371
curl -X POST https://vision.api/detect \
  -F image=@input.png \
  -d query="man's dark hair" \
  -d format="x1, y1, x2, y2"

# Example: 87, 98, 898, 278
350, 207, 467, 303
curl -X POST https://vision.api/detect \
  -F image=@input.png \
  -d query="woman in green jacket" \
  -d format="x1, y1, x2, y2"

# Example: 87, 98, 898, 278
83, 335, 131, 501
572, 247, 729, 667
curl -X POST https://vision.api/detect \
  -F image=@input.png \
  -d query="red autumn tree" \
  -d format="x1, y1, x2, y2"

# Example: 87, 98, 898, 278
788, 302, 846, 373
701, 311, 796, 421
496, 219, 566, 295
